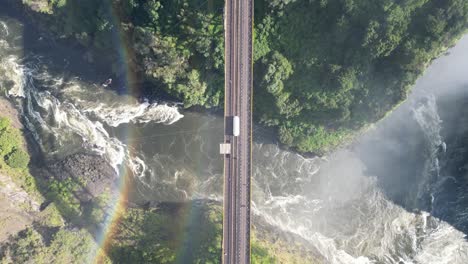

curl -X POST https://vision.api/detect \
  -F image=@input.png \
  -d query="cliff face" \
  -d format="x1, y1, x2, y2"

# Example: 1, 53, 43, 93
0, 98, 107, 263
0, 172, 39, 241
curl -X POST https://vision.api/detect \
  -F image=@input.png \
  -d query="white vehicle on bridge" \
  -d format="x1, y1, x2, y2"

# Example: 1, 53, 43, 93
233, 116, 240, 137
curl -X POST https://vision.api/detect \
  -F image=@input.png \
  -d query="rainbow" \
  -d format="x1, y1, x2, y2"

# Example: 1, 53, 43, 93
82, 1, 214, 262
92, 166, 132, 263
90, 2, 138, 263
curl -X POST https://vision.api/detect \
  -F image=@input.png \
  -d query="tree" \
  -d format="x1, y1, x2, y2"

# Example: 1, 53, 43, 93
0, 128, 21, 156
177, 69, 209, 108
19, 0, 468, 153
5, 148, 30, 169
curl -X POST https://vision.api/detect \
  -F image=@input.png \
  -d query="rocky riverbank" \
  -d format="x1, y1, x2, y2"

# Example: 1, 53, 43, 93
44, 153, 117, 202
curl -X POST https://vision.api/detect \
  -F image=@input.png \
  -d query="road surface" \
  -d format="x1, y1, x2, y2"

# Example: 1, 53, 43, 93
222, 0, 253, 263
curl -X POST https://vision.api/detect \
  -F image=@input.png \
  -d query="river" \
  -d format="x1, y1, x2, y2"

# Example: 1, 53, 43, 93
2, 12, 468, 264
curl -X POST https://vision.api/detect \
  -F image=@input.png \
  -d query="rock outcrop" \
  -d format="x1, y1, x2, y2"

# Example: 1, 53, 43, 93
47, 153, 117, 202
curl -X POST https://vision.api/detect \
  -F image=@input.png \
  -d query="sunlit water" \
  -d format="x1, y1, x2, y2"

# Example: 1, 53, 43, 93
2, 14, 468, 263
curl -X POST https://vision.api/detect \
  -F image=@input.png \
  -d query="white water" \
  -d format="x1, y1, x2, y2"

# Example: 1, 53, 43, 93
412, 95, 443, 212
85, 102, 183, 127
2, 15, 468, 264
249, 37, 468, 263
63, 83, 184, 127
1, 56, 26, 97
252, 101, 468, 263
0, 21, 9, 36
1, 52, 182, 178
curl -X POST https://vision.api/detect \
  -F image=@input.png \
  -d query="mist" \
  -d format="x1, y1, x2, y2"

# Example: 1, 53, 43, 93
251, 34, 468, 263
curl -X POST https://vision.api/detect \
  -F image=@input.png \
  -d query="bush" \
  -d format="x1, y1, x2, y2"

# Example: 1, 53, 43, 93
45, 179, 82, 221
5, 148, 30, 169
1, 227, 109, 264
0, 129, 21, 156
0, 117, 10, 131
4, 228, 45, 263
38, 203, 64, 227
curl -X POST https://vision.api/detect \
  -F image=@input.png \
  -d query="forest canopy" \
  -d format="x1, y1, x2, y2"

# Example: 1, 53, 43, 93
19, 0, 468, 153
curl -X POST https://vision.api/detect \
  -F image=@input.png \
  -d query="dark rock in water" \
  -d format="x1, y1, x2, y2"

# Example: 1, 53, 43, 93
47, 153, 117, 202
439, 142, 447, 153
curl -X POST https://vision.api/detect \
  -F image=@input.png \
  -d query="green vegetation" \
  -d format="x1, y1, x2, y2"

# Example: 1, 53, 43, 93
44, 179, 82, 220
0, 115, 107, 263
0, 113, 311, 262
0, 117, 38, 198
0, 118, 213, 263
0, 227, 108, 264
108, 202, 317, 263
254, 0, 468, 153
0, 117, 24, 161
37, 203, 64, 227
5, 149, 30, 169
252, 0, 468, 153
39, 177, 110, 228
24, 0, 224, 108
19, 0, 468, 153
5, 0, 468, 260
0, 117, 29, 169
251, 243, 276, 264
251, 233, 318, 264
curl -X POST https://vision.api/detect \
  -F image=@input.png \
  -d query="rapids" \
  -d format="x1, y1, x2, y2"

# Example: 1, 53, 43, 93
2, 14, 468, 264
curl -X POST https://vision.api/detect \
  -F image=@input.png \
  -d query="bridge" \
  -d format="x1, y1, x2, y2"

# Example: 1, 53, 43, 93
220, 0, 253, 263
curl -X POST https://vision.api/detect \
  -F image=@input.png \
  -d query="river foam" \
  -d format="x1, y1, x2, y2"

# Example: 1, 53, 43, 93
2, 14, 468, 264
2, 51, 182, 181
82, 100, 183, 127
250, 93, 468, 263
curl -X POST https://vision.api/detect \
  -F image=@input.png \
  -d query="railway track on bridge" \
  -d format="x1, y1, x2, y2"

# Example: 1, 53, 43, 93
221, 0, 253, 263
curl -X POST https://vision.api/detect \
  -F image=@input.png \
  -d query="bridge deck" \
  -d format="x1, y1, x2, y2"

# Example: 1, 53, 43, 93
222, 0, 253, 263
